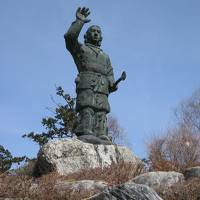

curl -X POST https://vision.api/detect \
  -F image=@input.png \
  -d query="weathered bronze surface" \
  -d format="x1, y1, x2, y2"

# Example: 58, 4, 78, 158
64, 7, 126, 144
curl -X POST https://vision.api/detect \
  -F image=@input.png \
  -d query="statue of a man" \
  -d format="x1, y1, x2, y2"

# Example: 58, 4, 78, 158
64, 7, 125, 144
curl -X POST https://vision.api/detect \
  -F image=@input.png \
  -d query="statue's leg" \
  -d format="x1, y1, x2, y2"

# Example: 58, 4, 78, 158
94, 111, 108, 137
74, 107, 94, 136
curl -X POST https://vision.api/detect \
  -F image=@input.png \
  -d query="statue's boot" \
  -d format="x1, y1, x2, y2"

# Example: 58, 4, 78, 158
98, 135, 112, 144
77, 110, 112, 144
78, 134, 112, 145
94, 111, 112, 144
75, 107, 94, 136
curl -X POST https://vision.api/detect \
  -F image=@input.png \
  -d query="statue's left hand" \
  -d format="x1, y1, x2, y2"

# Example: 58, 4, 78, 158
76, 7, 91, 23
109, 84, 118, 93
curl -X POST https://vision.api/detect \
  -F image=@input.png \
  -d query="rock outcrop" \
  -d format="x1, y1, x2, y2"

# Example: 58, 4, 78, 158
54, 180, 108, 191
184, 166, 200, 180
85, 182, 163, 200
34, 138, 141, 176
132, 171, 184, 191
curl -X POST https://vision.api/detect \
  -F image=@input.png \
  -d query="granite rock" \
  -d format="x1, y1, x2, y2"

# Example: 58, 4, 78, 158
85, 182, 163, 200
34, 138, 141, 176
184, 166, 200, 180
132, 171, 184, 191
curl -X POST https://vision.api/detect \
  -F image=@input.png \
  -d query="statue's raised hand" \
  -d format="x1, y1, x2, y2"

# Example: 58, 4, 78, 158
76, 7, 91, 23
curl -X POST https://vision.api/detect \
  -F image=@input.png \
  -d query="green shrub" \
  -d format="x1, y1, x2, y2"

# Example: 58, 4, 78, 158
0, 145, 26, 174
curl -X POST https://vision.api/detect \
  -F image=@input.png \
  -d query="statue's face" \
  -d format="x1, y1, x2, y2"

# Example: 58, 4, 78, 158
86, 26, 102, 46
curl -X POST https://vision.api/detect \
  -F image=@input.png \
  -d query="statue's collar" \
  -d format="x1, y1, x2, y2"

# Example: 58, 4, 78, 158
85, 43, 102, 51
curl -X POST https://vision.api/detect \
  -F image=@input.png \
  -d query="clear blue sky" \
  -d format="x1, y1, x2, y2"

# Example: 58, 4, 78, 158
1, 0, 200, 159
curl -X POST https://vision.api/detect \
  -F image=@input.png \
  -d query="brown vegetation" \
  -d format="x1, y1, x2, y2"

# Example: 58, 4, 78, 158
147, 89, 200, 172
158, 177, 200, 200
0, 162, 143, 200
64, 162, 143, 186
148, 125, 200, 172
0, 172, 96, 200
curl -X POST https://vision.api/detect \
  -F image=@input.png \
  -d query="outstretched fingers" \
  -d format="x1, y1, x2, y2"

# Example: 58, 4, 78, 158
85, 8, 89, 12
76, 7, 81, 14
76, 7, 91, 23
81, 7, 86, 13
86, 11, 90, 17
82, 7, 90, 16
85, 8, 90, 16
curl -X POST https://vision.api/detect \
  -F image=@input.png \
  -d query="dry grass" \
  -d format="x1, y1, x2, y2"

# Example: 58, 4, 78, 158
158, 177, 200, 200
0, 172, 98, 200
64, 162, 143, 186
2, 161, 200, 199
0, 162, 143, 200
147, 126, 200, 173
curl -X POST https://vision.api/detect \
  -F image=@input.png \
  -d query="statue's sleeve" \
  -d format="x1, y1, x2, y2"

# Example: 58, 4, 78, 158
64, 19, 84, 55
107, 56, 115, 87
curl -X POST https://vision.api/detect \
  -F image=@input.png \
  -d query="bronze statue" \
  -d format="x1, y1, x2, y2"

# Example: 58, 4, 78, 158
64, 7, 126, 144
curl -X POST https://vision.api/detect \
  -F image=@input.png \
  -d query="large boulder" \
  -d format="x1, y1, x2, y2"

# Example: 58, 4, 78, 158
34, 138, 141, 176
55, 180, 108, 191
184, 166, 200, 180
29, 180, 108, 196
85, 182, 163, 200
132, 171, 184, 191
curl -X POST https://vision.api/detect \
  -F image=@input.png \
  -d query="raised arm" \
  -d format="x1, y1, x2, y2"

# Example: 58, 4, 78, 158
64, 7, 91, 54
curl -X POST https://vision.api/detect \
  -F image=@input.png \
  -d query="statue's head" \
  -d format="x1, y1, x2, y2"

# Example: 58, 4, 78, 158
84, 25, 102, 47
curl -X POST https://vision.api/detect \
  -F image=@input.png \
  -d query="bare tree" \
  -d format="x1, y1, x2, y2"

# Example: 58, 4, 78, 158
148, 126, 200, 172
147, 89, 200, 172
175, 89, 200, 133
107, 115, 126, 144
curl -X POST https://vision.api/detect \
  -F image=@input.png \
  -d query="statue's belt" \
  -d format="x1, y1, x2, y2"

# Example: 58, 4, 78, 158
78, 71, 107, 78
76, 71, 109, 94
